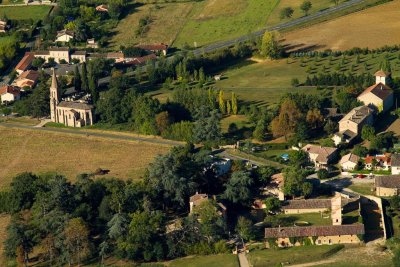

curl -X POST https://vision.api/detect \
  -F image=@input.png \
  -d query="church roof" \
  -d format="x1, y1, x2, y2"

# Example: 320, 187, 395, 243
58, 101, 93, 110
51, 68, 58, 89
358, 82, 393, 101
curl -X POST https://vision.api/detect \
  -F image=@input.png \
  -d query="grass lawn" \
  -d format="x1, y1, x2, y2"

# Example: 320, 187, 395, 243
278, 212, 332, 226
173, 0, 279, 48
0, 126, 170, 188
0, 116, 40, 126
168, 254, 239, 267
348, 183, 375, 196
266, 0, 339, 26
248, 245, 343, 267
0, 6, 51, 20
221, 115, 252, 134
283, 0, 400, 51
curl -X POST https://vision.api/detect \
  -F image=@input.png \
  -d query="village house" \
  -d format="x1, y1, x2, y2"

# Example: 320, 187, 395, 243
332, 106, 373, 146
0, 85, 20, 104
96, 4, 108, 12
71, 51, 87, 63
15, 52, 35, 75
392, 154, 400, 175
375, 175, 400, 197
136, 43, 169, 56
12, 70, 39, 90
264, 224, 364, 247
364, 153, 391, 171
357, 70, 394, 113
87, 38, 99, 49
189, 192, 227, 219
0, 19, 8, 33
302, 144, 338, 170
124, 54, 157, 66
50, 69, 94, 127
34, 47, 70, 64
340, 153, 360, 171
56, 29, 74, 43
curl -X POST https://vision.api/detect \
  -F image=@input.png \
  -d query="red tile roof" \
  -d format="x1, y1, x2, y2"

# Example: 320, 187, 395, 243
358, 82, 393, 101
136, 44, 168, 51
19, 70, 39, 81
125, 54, 157, 65
364, 153, 391, 165
15, 53, 34, 72
0, 85, 20, 96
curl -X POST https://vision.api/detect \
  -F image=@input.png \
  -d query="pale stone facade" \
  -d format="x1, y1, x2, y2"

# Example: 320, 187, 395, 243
50, 69, 94, 128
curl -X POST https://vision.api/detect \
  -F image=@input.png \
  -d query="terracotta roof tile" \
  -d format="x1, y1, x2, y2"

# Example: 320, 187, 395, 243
265, 224, 364, 238
375, 175, 400, 188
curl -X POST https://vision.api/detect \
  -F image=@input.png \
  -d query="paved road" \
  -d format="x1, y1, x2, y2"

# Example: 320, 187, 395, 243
238, 252, 250, 267
0, 122, 184, 146
218, 150, 286, 168
191, 0, 364, 56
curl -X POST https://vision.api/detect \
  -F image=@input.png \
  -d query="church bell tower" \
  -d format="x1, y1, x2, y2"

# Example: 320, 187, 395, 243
50, 68, 60, 122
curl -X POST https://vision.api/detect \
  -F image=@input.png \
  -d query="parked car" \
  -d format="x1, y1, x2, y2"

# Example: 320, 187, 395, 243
357, 174, 366, 179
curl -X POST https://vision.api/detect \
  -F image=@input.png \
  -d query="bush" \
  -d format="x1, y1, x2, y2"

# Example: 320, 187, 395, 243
317, 169, 330, 179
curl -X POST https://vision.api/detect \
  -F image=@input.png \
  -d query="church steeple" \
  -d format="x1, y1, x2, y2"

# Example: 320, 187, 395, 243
50, 68, 60, 122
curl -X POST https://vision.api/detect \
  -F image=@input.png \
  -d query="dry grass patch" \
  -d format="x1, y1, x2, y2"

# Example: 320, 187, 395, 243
282, 1, 400, 51
0, 126, 170, 188
197, 0, 247, 20
110, 1, 194, 48
0, 214, 11, 266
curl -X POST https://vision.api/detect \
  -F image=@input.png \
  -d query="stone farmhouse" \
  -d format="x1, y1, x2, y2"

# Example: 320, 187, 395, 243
340, 153, 360, 171
332, 106, 373, 146
393, 154, 400, 175
0, 85, 20, 104
265, 224, 364, 247
357, 70, 394, 113
266, 194, 363, 247
375, 175, 400, 197
302, 144, 338, 170
56, 29, 74, 43
50, 69, 94, 127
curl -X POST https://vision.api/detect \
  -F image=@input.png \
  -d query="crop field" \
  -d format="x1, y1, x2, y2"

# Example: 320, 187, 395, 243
282, 1, 400, 51
0, 6, 51, 20
0, 126, 171, 188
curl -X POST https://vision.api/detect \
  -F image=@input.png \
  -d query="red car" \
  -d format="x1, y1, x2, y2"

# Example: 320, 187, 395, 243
357, 174, 366, 179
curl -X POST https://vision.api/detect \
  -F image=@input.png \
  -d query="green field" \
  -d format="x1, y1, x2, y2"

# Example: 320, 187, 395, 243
348, 183, 375, 196
173, 0, 279, 47
0, 6, 51, 20
248, 245, 343, 267
168, 254, 239, 267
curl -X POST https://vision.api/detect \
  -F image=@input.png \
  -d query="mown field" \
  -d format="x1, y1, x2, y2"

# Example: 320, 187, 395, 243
0, 6, 51, 20
173, 0, 279, 48
168, 254, 239, 267
0, 214, 10, 266
283, 0, 400, 51
0, 126, 171, 188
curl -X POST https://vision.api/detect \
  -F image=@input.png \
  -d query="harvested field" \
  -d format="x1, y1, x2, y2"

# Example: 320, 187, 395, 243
283, 1, 400, 51
0, 126, 171, 188
110, 1, 194, 48
0, 6, 51, 20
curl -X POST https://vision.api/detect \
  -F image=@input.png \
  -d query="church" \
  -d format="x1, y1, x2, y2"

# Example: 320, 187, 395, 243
50, 68, 94, 127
